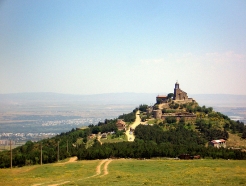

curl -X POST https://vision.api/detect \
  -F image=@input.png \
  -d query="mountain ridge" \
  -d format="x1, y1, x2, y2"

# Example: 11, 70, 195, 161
1, 92, 246, 106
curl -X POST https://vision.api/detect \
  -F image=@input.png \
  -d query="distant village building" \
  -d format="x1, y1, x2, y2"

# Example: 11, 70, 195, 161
209, 139, 226, 148
89, 134, 96, 139
116, 119, 126, 130
101, 133, 107, 138
0, 140, 15, 145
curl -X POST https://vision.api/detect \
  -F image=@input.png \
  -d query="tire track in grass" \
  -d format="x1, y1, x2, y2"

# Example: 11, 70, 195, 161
32, 159, 112, 186
78, 159, 112, 180
48, 181, 70, 186
100, 159, 112, 177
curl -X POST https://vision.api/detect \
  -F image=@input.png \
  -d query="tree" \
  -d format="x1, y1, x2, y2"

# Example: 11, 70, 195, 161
165, 116, 177, 124
156, 98, 162, 104
139, 104, 148, 112
92, 126, 101, 134
167, 93, 174, 99
242, 130, 246, 139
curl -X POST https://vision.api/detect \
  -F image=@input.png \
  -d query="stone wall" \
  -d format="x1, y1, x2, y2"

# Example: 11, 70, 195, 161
153, 110, 162, 119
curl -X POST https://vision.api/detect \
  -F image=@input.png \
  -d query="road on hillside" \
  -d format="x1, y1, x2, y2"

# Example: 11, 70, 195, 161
125, 110, 142, 142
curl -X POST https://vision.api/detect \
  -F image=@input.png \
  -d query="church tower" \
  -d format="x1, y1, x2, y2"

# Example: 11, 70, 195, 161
175, 82, 179, 89
173, 81, 188, 100
174, 82, 179, 100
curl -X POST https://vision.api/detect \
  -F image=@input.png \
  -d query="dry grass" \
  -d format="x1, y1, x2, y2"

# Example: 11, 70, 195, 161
227, 133, 246, 150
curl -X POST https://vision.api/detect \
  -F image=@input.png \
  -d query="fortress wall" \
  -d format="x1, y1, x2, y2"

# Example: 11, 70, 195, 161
153, 110, 162, 119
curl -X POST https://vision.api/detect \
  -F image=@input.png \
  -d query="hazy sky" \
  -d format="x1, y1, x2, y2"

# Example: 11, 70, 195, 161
1, 0, 246, 95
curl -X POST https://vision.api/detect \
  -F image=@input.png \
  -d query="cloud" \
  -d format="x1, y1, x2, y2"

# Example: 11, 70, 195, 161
140, 51, 246, 67
205, 51, 245, 64
140, 58, 165, 64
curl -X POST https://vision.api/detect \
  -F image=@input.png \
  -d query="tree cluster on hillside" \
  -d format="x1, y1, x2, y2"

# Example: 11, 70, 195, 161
89, 119, 118, 134
139, 104, 148, 112
195, 119, 229, 141
134, 124, 206, 146
118, 110, 137, 122
0, 128, 90, 168
76, 139, 246, 160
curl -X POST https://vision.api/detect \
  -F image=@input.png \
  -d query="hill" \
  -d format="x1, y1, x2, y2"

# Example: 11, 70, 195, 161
1, 97, 246, 168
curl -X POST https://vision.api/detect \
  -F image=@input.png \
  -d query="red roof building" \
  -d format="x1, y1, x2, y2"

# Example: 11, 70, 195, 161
209, 139, 226, 148
116, 119, 126, 131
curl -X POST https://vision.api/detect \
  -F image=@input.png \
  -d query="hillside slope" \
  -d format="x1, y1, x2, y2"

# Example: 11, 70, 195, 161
1, 101, 246, 168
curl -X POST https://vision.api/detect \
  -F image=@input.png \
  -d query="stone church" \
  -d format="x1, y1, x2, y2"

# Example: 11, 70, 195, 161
173, 82, 188, 101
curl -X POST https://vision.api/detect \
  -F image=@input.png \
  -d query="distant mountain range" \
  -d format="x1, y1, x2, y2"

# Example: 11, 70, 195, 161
0, 92, 246, 107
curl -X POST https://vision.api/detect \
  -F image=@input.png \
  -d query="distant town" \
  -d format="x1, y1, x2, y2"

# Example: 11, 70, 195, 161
0, 117, 107, 146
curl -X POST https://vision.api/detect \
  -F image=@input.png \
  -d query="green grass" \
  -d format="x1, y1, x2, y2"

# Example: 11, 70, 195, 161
86, 138, 95, 148
100, 134, 127, 143
1, 159, 246, 186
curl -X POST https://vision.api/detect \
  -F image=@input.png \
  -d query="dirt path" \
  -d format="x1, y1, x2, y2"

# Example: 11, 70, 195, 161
33, 159, 113, 186
100, 159, 112, 177
97, 135, 103, 145
95, 159, 108, 176
55, 156, 77, 165
67, 156, 77, 163
48, 181, 70, 186
77, 159, 113, 181
125, 110, 141, 141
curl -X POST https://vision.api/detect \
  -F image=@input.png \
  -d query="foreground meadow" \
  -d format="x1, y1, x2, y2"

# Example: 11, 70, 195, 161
0, 158, 246, 186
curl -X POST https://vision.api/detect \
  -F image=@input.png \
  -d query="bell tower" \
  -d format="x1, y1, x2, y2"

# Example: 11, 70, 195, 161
175, 81, 179, 89
174, 81, 179, 100
173, 81, 188, 101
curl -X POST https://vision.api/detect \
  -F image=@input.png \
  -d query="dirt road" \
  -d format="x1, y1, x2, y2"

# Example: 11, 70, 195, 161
125, 110, 141, 142
32, 159, 113, 186
80, 159, 112, 179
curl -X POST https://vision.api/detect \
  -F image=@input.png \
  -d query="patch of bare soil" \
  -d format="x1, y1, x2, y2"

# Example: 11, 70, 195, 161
55, 156, 77, 166
67, 156, 77, 163
126, 110, 142, 141
98, 135, 103, 145
48, 181, 70, 186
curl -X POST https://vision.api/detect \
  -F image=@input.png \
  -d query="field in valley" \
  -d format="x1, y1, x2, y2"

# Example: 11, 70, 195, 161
0, 158, 246, 186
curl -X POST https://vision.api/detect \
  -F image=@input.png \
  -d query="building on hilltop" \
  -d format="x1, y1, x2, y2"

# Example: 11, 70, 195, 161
173, 81, 188, 100
209, 139, 226, 148
116, 119, 126, 131
152, 81, 195, 120
156, 95, 168, 103
156, 82, 193, 103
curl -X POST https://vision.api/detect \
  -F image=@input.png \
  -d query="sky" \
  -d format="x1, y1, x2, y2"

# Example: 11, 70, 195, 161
0, 0, 246, 95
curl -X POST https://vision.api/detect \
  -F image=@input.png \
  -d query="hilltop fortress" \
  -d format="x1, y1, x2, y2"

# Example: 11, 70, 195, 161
150, 82, 196, 120
156, 82, 193, 104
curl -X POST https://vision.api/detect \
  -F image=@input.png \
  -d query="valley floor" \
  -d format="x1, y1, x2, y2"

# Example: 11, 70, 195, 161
0, 158, 246, 186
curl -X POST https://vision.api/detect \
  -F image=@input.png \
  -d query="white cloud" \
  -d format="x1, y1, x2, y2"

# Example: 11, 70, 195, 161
204, 51, 245, 64
140, 58, 165, 64
137, 51, 246, 94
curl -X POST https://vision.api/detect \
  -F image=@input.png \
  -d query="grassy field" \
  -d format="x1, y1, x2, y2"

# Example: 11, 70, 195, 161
0, 158, 246, 186
100, 134, 127, 143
